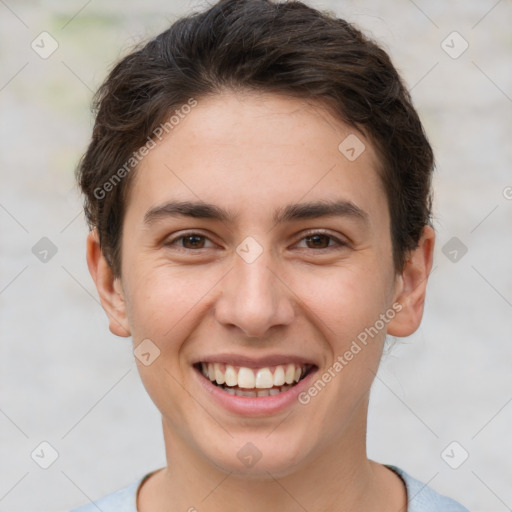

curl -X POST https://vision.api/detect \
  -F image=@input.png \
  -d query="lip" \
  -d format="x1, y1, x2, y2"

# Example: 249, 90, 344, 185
193, 363, 318, 417
193, 353, 318, 368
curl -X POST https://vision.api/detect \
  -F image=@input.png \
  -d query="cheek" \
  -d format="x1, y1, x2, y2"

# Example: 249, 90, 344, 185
123, 263, 220, 341
123, 266, 213, 417
290, 262, 393, 344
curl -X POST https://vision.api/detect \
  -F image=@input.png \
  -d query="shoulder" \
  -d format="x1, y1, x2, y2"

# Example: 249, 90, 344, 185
67, 473, 150, 512
386, 465, 470, 512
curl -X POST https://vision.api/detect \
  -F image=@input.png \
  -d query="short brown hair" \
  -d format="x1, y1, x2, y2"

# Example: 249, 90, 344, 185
77, 0, 434, 276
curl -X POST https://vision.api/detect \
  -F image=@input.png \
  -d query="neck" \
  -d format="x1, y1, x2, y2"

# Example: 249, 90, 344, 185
137, 396, 406, 511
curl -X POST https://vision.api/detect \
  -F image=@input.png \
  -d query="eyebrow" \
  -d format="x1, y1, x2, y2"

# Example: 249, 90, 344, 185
143, 199, 369, 226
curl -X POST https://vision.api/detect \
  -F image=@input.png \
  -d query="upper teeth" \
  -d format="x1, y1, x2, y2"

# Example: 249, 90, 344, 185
200, 362, 308, 389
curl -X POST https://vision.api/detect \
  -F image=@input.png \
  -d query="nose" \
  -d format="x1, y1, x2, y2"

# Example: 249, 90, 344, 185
214, 246, 295, 338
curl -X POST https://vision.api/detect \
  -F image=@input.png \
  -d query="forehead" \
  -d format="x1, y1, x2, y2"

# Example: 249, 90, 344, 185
126, 91, 387, 227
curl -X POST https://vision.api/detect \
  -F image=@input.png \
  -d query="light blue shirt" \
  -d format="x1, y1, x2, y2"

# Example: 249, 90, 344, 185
68, 465, 470, 511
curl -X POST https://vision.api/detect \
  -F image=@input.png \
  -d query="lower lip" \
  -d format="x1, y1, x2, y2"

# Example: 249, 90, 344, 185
193, 366, 318, 417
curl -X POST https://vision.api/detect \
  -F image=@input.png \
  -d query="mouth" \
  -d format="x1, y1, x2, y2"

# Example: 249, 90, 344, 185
193, 361, 316, 398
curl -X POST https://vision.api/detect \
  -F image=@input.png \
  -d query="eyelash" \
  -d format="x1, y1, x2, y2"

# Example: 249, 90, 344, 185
165, 230, 347, 252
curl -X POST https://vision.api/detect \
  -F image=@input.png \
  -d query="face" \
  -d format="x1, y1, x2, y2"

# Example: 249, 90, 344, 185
89, 91, 432, 478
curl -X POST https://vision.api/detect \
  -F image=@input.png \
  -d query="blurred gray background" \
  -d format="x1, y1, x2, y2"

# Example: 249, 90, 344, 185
1, 1, 511, 510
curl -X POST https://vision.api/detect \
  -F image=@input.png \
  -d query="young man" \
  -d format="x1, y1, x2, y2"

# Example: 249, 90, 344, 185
70, 0, 469, 510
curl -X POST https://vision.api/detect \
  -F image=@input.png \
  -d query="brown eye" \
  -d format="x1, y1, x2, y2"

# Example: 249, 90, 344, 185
304, 234, 331, 249
295, 231, 347, 250
166, 233, 214, 250
181, 234, 206, 249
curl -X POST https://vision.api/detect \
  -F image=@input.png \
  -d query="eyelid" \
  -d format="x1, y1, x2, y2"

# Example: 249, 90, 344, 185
165, 229, 348, 251
294, 229, 349, 249
165, 231, 217, 249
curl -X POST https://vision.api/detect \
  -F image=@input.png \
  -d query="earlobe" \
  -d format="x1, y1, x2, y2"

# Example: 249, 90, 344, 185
86, 230, 131, 337
387, 226, 435, 338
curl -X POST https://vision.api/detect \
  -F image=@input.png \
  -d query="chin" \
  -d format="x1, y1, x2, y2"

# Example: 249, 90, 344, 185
202, 435, 310, 480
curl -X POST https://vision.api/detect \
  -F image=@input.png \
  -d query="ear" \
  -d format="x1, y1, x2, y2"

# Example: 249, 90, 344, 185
86, 230, 131, 337
387, 225, 435, 337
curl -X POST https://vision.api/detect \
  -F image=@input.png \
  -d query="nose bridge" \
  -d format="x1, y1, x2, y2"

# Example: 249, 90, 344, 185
215, 242, 294, 337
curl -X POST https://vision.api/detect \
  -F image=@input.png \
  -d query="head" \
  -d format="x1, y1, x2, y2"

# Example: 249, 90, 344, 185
81, 0, 434, 477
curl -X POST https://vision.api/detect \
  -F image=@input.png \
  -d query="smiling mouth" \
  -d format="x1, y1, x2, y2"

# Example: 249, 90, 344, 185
194, 362, 315, 397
